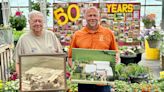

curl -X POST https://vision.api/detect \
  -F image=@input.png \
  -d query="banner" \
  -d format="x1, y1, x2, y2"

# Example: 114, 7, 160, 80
53, 3, 141, 47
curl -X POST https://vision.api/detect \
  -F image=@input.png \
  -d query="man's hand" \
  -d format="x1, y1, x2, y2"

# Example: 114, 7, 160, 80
116, 52, 120, 64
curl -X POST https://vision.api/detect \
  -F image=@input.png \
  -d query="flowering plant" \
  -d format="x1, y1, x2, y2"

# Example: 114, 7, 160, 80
119, 46, 144, 57
142, 13, 156, 29
140, 28, 161, 41
9, 11, 26, 31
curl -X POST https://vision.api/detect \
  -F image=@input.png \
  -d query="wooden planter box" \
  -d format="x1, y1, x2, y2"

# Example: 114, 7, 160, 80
19, 54, 67, 92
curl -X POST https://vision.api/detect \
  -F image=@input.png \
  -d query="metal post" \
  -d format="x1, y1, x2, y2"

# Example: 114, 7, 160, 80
38, 0, 47, 28
162, 0, 164, 29
2, 0, 10, 26
144, 0, 146, 15
29, 0, 32, 12
2, 0, 7, 25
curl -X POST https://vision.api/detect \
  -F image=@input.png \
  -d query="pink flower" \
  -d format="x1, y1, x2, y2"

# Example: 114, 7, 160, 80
9, 72, 18, 80
15, 11, 22, 16
66, 71, 70, 79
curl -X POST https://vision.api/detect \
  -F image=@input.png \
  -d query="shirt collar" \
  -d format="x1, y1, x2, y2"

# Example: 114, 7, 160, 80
84, 25, 101, 34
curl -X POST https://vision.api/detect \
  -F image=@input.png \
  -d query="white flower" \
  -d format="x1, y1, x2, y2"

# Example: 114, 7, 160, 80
145, 36, 148, 39
149, 31, 154, 35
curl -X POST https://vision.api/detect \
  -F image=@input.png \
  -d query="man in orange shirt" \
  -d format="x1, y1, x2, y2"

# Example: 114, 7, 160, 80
68, 6, 118, 92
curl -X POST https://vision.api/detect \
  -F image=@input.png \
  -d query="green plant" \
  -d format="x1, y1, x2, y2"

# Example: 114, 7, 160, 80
125, 64, 150, 78
13, 29, 24, 41
31, 1, 50, 16
9, 11, 26, 31
115, 63, 128, 80
130, 83, 140, 92
67, 80, 78, 92
0, 80, 19, 91
153, 79, 164, 92
114, 80, 131, 92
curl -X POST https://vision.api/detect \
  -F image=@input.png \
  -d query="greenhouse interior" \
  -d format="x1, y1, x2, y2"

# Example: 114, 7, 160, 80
0, 0, 164, 92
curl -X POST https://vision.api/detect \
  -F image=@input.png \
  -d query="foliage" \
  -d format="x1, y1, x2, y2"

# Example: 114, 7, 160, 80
115, 63, 150, 80
142, 13, 156, 28
114, 80, 131, 92
0, 80, 19, 91
115, 64, 128, 80
66, 63, 78, 92
31, 1, 50, 16
114, 80, 161, 92
13, 29, 24, 41
125, 64, 150, 78
140, 28, 162, 41
9, 11, 27, 30
153, 79, 164, 92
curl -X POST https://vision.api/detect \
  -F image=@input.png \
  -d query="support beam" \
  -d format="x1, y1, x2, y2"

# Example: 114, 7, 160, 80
162, 0, 164, 29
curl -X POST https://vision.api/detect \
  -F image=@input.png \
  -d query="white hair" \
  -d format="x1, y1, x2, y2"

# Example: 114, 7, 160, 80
28, 10, 44, 21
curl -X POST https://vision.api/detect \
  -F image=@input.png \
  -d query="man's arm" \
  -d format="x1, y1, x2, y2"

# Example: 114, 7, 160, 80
68, 33, 77, 67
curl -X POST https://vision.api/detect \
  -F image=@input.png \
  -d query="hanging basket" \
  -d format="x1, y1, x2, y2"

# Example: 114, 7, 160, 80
147, 40, 160, 48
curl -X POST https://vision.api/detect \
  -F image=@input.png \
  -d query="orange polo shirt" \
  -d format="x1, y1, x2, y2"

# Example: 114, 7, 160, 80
68, 25, 118, 58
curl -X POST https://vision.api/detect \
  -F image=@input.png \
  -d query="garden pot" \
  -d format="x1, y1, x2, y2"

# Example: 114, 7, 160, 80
144, 23, 153, 29
14, 40, 18, 47
120, 55, 136, 65
135, 53, 142, 63
129, 74, 149, 83
15, 26, 24, 31
74, 66, 83, 73
147, 40, 160, 48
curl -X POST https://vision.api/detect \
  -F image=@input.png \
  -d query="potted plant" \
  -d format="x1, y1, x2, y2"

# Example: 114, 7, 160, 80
142, 13, 156, 29
125, 64, 150, 83
140, 28, 162, 48
9, 11, 27, 31
119, 46, 144, 65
